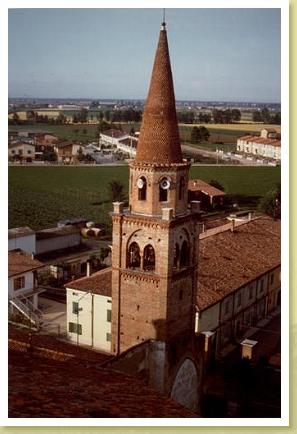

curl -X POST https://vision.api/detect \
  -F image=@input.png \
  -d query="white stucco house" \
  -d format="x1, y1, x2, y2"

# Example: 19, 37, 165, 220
99, 129, 129, 148
236, 129, 281, 161
8, 249, 45, 325
66, 267, 112, 352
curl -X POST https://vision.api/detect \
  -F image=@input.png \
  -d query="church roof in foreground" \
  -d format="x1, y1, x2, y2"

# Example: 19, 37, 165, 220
135, 23, 183, 165
9, 326, 197, 418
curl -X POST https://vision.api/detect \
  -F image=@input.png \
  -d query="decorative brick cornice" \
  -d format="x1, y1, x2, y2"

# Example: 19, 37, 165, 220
130, 161, 190, 171
121, 269, 160, 285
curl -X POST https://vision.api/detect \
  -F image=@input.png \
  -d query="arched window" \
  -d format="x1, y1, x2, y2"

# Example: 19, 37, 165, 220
159, 178, 170, 202
180, 240, 189, 267
173, 243, 180, 268
179, 177, 185, 200
143, 244, 155, 271
137, 176, 147, 201
127, 242, 141, 268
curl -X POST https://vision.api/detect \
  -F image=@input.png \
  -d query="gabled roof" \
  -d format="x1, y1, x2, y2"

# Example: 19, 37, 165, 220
135, 24, 182, 164
8, 249, 44, 277
197, 216, 281, 311
67, 267, 112, 297
188, 179, 226, 197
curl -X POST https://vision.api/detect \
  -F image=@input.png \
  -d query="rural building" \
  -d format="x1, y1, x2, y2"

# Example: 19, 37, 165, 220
8, 142, 35, 162
188, 179, 226, 208
117, 136, 138, 157
196, 216, 281, 360
53, 141, 81, 164
99, 129, 129, 148
237, 128, 281, 161
35, 225, 81, 256
66, 268, 112, 352
8, 227, 36, 255
8, 249, 44, 325
35, 133, 58, 145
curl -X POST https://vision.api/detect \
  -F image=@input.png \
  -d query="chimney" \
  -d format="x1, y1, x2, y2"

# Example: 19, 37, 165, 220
241, 339, 258, 360
162, 208, 174, 221
248, 212, 252, 221
31, 252, 35, 260
113, 201, 124, 214
86, 261, 91, 277
231, 218, 235, 233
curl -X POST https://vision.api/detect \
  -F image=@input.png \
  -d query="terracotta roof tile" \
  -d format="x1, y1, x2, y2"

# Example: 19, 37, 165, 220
67, 268, 112, 296
8, 249, 44, 277
197, 217, 280, 310
188, 179, 226, 197
135, 26, 182, 164
8, 326, 197, 418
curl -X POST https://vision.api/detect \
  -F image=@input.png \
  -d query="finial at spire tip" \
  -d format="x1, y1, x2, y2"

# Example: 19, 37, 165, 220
161, 8, 166, 30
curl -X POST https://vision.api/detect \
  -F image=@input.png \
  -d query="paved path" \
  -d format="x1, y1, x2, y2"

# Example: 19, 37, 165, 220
39, 296, 67, 335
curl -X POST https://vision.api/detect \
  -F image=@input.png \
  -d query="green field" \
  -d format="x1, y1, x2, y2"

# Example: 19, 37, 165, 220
8, 166, 281, 231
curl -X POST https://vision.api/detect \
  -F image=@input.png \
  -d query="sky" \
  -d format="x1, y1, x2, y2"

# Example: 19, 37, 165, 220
8, 8, 281, 102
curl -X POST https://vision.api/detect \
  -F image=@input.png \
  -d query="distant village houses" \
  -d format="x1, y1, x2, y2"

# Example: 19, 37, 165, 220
237, 128, 281, 161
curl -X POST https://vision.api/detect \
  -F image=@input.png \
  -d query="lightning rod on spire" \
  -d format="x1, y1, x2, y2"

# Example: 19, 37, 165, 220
161, 8, 166, 30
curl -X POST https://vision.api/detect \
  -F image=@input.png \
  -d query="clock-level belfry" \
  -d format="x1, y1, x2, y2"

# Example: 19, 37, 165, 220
111, 21, 200, 357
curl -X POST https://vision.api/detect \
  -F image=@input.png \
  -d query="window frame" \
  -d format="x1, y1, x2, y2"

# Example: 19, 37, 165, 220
14, 276, 25, 291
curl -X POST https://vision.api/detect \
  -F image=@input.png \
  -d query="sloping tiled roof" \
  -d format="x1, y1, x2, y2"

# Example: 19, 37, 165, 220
135, 25, 182, 164
101, 129, 127, 139
197, 216, 281, 310
67, 268, 112, 297
238, 135, 281, 147
9, 349, 196, 418
8, 249, 44, 277
8, 326, 196, 418
188, 179, 226, 197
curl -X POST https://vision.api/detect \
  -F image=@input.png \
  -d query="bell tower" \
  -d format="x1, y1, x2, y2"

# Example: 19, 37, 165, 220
111, 21, 200, 356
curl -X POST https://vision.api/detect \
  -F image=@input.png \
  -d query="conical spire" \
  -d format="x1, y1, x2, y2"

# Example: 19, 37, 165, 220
135, 23, 183, 164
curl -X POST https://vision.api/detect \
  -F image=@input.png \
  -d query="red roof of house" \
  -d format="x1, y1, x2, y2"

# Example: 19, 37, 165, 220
238, 135, 281, 147
67, 267, 112, 297
188, 179, 226, 197
197, 216, 281, 310
8, 249, 44, 277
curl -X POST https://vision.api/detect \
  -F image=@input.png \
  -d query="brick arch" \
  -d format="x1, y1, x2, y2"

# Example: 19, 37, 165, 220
170, 357, 199, 412
126, 229, 157, 253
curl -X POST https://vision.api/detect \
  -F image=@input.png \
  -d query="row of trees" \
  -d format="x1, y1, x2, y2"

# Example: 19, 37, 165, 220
190, 126, 210, 143
9, 111, 67, 126
212, 109, 241, 124
177, 109, 241, 124
252, 108, 281, 125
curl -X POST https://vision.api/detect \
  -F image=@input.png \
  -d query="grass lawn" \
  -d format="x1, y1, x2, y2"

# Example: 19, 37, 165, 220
9, 166, 280, 231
